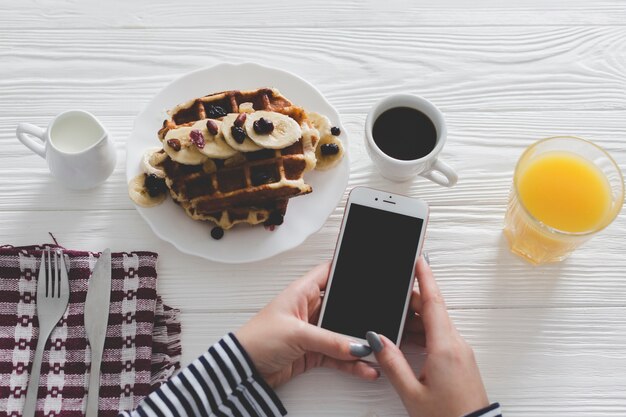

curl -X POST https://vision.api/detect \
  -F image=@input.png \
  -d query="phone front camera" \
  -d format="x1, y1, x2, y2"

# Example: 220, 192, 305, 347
375, 198, 378, 201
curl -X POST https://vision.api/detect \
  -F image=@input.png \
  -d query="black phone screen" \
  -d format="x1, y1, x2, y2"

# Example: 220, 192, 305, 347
320, 203, 424, 342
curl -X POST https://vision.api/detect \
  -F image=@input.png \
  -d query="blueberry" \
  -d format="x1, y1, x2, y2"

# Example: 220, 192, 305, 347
231, 126, 247, 144
253, 118, 274, 134
144, 174, 166, 197
211, 226, 224, 240
206, 105, 227, 119
330, 126, 341, 136
321, 143, 339, 155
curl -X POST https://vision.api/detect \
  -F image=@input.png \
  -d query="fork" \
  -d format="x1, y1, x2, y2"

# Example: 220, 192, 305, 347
22, 248, 70, 417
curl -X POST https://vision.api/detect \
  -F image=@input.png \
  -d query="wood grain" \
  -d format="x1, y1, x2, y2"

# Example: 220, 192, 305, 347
2, 26, 626, 116
181, 307, 626, 416
2, 112, 624, 211
3, 0, 626, 29
2, 2, 626, 415
0, 205, 623, 311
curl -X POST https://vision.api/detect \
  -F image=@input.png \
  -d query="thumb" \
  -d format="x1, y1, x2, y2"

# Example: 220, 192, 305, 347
297, 323, 360, 361
366, 332, 421, 400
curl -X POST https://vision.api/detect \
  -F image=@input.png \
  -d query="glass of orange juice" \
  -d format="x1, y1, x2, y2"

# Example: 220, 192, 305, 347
504, 136, 624, 265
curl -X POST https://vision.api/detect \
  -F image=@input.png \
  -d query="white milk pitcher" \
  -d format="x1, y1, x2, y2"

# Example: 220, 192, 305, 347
16, 110, 117, 190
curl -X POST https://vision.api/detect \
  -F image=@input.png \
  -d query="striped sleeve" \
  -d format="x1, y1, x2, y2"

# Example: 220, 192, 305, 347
462, 402, 502, 417
118, 333, 287, 417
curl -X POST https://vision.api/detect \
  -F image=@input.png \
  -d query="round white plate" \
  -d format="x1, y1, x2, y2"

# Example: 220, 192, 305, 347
126, 63, 349, 263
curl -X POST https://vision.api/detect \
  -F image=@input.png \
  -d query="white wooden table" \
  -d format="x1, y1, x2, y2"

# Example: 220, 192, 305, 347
2, 1, 626, 416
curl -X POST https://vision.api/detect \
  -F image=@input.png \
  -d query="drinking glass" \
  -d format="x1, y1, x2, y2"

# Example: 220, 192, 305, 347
503, 136, 624, 265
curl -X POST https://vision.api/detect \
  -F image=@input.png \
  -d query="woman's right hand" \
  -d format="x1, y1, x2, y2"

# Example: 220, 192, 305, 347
367, 257, 490, 417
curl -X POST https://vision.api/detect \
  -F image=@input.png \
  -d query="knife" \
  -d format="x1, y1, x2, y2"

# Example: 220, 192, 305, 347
84, 249, 111, 417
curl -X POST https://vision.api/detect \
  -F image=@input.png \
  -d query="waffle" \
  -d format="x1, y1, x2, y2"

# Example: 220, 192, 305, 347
157, 88, 318, 229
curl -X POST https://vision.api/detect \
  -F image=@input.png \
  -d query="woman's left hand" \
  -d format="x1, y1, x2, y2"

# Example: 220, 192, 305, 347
236, 262, 379, 388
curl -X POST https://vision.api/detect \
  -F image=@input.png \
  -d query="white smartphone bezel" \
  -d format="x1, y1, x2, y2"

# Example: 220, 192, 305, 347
317, 186, 429, 360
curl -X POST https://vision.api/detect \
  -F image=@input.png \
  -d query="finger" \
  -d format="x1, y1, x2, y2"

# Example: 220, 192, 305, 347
409, 288, 422, 315
404, 314, 424, 334
292, 262, 331, 309
366, 332, 422, 399
321, 356, 379, 381
297, 323, 357, 361
308, 301, 322, 325
415, 256, 453, 344
402, 332, 426, 347
303, 261, 332, 290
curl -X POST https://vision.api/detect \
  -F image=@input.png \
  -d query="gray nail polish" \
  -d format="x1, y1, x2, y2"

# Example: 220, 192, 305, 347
366, 331, 383, 353
350, 343, 372, 357
423, 252, 430, 265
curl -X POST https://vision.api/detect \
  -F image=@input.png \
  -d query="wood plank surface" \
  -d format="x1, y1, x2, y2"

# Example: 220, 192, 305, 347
0, 206, 624, 311
1, 112, 624, 211
2, 26, 626, 117
1, 1, 626, 416
180, 307, 626, 416
3, 0, 626, 29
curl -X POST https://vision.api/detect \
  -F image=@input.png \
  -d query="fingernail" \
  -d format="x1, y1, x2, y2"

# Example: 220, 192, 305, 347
423, 252, 430, 265
366, 331, 384, 353
349, 343, 372, 357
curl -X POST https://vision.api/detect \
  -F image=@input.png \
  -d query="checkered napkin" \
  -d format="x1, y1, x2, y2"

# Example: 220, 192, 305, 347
0, 245, 181, 417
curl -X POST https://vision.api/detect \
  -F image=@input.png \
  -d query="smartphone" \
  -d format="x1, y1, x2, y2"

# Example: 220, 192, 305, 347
317, 186, 429, 360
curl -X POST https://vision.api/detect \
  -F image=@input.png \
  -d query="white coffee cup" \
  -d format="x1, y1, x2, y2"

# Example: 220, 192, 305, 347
16, 110, 117, 190
365, 94, 458, 186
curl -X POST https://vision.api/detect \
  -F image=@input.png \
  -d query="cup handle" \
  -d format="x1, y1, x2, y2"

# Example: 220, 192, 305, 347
421, 159, 458, 187
16, 123, 46, 158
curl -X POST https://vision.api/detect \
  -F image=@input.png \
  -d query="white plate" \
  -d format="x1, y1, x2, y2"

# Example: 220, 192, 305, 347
126, 63, 349, 264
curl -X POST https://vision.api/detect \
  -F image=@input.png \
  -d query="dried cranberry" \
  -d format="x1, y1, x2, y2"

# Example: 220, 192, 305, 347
206, 105, 227, 119
206, 119, 219, 135
321, 143, 339, 155
253, 118, 274, 134
231, 126, 246, 144
330, 126, 341, 136
234, 113, 247, 127
189, 130, 205, 149
266, 211, 284, 226
144, 174, 166, 197
211, 226, 224, 240
167, 138, 181, 151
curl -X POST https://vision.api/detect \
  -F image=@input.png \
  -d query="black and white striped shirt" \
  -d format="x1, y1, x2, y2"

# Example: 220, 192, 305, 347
118, 333, 502, 417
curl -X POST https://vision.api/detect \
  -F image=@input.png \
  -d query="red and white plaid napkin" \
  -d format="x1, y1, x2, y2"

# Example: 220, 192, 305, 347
0, 245, 181, 417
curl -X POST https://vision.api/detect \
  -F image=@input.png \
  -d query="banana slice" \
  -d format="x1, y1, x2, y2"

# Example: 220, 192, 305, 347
307, 112, 332, 140
128, 174, 167, 207
315, 135, 345, 170
164, 120, 236, 162
222, 113, 263, 152
245, 111, 302, 149
300, 122, 319, 171
163, 125, 208, 165
238, 102, 255, 113
203, 159, 217, 174
194, 119, 238, 159
141, 147, 167, 178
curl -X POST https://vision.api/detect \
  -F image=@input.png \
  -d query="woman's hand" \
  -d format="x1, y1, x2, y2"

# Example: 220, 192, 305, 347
367, 257, 489, 417
236, 262, 379, 388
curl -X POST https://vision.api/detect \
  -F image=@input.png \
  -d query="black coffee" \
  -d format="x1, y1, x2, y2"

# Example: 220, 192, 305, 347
372, 107, 437, 160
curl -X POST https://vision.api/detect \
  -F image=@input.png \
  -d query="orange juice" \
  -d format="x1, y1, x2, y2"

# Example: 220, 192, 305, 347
516, 152, 612, 233
504, 136, 623, 265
